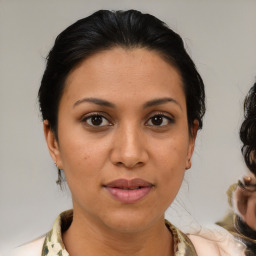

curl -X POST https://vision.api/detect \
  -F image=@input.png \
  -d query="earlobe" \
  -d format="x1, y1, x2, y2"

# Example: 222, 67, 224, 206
185, 158, 191, 170
185, 120, 199, 170
43, 120, 63, 169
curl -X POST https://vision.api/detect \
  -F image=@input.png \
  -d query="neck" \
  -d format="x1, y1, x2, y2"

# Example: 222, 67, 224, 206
63, 210, 173, 256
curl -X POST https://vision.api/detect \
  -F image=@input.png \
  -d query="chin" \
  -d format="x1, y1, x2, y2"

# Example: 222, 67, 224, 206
100, 209, 161, 233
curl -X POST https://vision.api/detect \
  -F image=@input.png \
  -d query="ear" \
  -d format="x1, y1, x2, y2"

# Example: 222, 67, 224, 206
43, 120, 63, 170
185, 120, 199, 170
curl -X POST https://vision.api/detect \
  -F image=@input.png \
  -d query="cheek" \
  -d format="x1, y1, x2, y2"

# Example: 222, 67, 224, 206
59, 136, 110, 181
153, 135, 189, 168
152, 136, 188, 191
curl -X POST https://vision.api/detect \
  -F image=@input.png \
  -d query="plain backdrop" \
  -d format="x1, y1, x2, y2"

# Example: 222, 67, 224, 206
1, 0, 256, 254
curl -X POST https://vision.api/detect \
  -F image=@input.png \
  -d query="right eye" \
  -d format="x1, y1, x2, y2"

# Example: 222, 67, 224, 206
82, 114, 111, 127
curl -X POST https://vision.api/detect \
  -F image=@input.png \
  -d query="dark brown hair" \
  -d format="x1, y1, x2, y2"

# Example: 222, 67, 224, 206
240, 82, 256, 176
38, 10, 205, 138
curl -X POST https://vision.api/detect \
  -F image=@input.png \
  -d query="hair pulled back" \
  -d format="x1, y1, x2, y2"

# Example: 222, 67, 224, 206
38, 10, 205, 136
240, 82, 256, 176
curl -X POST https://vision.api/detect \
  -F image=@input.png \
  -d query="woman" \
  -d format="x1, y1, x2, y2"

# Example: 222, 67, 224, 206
217, 82, 256, 256
14, 10, 244, 256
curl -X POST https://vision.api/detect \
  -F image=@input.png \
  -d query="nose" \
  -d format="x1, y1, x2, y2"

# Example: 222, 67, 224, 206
110, 125, 149, 169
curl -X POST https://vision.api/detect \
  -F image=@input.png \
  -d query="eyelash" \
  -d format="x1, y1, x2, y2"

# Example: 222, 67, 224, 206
81, 112, 112, 127
81, 112, 174, 128
145, 112, 174, 127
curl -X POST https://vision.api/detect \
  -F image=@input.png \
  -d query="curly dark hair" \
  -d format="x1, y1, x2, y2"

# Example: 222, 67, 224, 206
240, 82, 256, 176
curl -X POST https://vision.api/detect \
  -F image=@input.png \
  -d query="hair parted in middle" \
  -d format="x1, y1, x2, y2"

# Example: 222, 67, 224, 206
38, 9, 205, 138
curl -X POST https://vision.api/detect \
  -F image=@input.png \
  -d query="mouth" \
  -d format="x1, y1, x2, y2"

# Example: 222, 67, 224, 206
103, 178, 153, 203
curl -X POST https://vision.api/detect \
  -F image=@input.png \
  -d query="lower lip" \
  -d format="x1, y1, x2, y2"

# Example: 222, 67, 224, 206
104, 187, 152, 203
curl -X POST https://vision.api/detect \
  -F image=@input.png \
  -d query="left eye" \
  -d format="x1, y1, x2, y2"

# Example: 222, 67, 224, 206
146, 114, 173, 126
83, 115, 110, 127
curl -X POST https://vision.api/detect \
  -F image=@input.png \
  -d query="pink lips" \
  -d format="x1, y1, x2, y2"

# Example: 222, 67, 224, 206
104, 178, 153, 203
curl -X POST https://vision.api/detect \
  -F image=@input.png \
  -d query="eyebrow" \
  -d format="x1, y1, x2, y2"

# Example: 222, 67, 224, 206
73, 97, 181, 109
143, 97, 182, 109
73, 97, 115, 108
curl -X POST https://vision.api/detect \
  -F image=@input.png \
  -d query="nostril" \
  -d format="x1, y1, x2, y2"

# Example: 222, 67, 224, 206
116, 162, 123, 166
114, 161, 144, 168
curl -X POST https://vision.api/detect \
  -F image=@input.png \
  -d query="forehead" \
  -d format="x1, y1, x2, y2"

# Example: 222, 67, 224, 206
63, 47, 185, 105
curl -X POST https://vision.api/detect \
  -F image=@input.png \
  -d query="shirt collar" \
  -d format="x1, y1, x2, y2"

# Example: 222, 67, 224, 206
42, 210, 197, 256
42, 210, 72, 256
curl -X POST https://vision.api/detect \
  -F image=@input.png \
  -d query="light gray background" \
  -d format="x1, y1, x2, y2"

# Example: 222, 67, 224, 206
1, 0, 256, 254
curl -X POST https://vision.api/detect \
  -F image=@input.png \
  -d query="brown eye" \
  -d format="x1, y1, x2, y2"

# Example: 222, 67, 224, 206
91, 116, 103, 126
83, 114, 110, 127
146, 114, 174, 127
151, 115, 164, 126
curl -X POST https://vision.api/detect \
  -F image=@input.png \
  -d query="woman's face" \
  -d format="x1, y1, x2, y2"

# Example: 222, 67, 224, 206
45, 47, 197, 233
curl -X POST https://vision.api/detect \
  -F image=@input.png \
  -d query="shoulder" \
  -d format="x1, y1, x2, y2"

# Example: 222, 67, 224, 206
188, 224, 245, 256
12, 236, 45, 256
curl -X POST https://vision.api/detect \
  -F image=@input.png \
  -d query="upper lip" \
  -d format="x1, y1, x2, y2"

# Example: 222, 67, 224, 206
104, 178, 153, 189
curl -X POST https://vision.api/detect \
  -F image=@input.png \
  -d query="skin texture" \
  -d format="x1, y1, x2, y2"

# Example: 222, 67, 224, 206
44, 47, 198, 256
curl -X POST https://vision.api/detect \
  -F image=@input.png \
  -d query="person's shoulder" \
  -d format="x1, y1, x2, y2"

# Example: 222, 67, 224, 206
188, 224, 245, 256
12, 236, 45, 256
